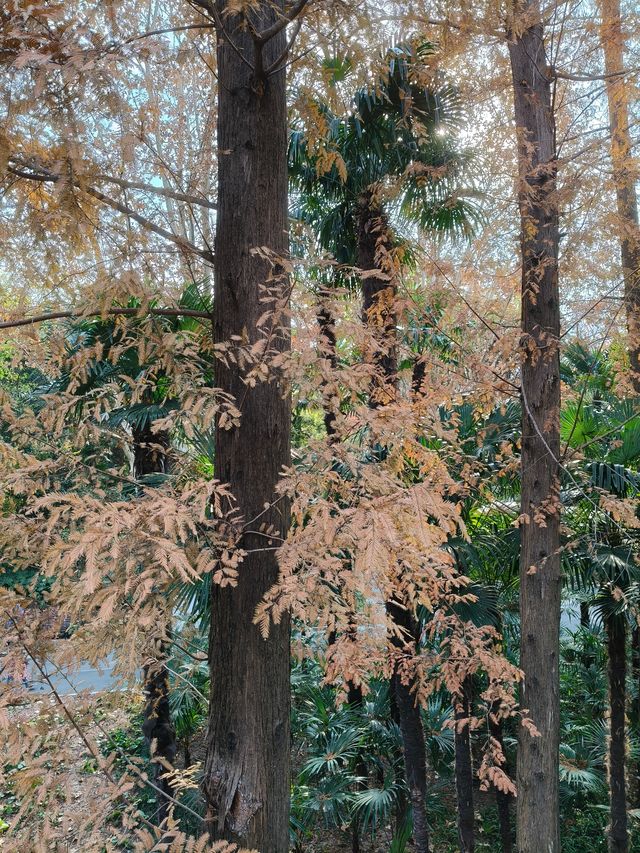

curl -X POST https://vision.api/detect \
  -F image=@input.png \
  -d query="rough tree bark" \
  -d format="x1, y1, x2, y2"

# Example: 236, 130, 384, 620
133, 422, 177, 824
606, 615, 628, 853
599, 0, 640, 393
508, 4, 562, 852
454, 677, 475, 853
202, 2, 291, 849
358, 194, 431, 853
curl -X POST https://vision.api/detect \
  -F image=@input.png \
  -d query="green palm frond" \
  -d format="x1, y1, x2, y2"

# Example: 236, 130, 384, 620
173, 575, 211, 630
302, 728, 363, 778
352, 775, 400, 832
288, 42, 480, 282
589, 460, 639, 496
559, 744, 605, 794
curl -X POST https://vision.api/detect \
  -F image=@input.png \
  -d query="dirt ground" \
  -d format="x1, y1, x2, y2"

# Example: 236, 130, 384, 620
0, 690, 136, 853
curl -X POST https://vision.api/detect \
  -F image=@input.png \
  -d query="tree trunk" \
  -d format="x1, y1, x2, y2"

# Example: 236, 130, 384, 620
631, 625, 640, 806
606, 615, 628, 853
317, 286, 339, 438
488, 705, 514, 853
358, 194, 397, 407
203, 4, 291, 849
508, 5, 562, 852
388, 602, 431, 853
580, 601, 590, 629
142, 652, 177, 822
317, 280, 365, 853
133, 423, 177, 823
599, 0, 640, 393
358, 196, 431, 853
454, 677, 475, 853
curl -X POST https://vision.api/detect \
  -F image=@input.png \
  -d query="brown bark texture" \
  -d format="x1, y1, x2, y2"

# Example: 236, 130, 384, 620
631, 626, 640, 806
202, 3, 291, 849
508, 5, 562, 851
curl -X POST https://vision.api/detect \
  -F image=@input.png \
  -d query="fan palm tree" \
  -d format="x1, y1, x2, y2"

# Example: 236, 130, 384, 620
289, 44, 479, 853
289, 42, 479, 421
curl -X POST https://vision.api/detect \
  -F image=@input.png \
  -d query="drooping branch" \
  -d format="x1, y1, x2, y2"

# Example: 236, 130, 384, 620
551, 65, 640, 82
0, 306, 214, 331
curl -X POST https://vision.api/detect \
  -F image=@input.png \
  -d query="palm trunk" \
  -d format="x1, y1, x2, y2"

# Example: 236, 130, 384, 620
317, 286, 339, 438
203, 4, 291, 849
599, 0, 640, 394
133, 422, 176, 822
606, 614, 628, 853
358, 195, 430, 853
488, 702, 514, 853
580, 602, 590, 629
508, 5, 562, 852
358, 194, 397, 406
142, 651, 177, 822
454, 677, 475, 853
317, 281, 366, 853
388, 601, 431, 853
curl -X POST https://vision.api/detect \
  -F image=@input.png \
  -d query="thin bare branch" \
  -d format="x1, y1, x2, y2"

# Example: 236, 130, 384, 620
94, 174, 217, 209
552, 65, 640, 82
118, 22, 216, 47
265, 15, 303, 75
0, 306, 213, 331
84, 185, 213, 260
188, 0, 256, 72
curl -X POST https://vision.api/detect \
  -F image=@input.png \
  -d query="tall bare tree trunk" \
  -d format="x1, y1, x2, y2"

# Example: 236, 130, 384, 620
508, 4, 562, 851
606, 614, 628, 853
599, 0, 640, 393
358, 195, 430, 853
454, 676, 475, 853
133, 423, 177, 823
202, 3, 291, 849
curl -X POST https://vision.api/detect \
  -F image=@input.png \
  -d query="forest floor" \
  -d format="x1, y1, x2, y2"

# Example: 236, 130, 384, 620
0, 691, 134, 852
2, 690, 637, 852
